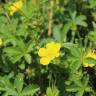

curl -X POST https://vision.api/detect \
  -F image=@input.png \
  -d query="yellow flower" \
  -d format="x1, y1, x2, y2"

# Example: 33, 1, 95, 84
38, 42, 61, 65
38, 48, 47, 57
0, 38, 3, 46
9, 1, 23, 15
40, 57, 51, 65
83, 50, 96, 67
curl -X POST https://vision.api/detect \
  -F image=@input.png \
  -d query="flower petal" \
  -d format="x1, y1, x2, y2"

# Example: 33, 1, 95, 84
46, 42, 61, 57
86, 50, 96, 60
38, 48, 47, 57
40, 57, 51, 65
88, 64, 95, 67
9, 1, 23, 15
82, 62, 89, 67
46, 42, 55, 48
55, 53, 60, 57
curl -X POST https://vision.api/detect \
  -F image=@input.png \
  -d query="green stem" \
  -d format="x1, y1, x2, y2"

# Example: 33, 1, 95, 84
77, 31, 83, 61
2, 6, 11, 24
84, 36, 88, 50
71, 31, 75, 43
49, 68, 52, 87
5, 12, 11, 24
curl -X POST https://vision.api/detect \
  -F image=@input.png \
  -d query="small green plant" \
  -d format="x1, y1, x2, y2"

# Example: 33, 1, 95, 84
0, 73, 39, 96
0, 0, 96, 96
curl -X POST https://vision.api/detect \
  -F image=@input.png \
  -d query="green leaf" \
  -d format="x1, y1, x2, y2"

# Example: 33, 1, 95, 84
16, 39, 26, 51
3, 39, 32, 63
26, 44, 33, 53
62, 22, 72, 41
0, 76, 17, 96
66, 85, 80, 92
76, 15, 87, 27
18, 63, 25, 70
89, 0, 96, 8
53, 25, 62, 42
66, 76, 90, 96
4, 47, 22, 55
24, 54, 32, 64
70, 46, 81, 58
21, 84, 39, 96
46, 87, 59, 96
14, 73, 24, 93
4, 47, 23, 63
88, 31, 96, 42
70, 59, 81, 73
16, 23, 27, 36
76, 90, 84, 96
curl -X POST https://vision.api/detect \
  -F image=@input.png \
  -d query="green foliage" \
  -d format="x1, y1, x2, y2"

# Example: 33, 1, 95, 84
0, 0, 96, 96
3, 39, 32, 63
0, 73, 39, 96
46, 86, 59, 96
66, 76, 92, 96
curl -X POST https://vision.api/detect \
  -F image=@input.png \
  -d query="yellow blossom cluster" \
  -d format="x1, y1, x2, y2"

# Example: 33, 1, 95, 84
83, 50, 96, 67
9, 0, 23, 15
38, 42, 61, 65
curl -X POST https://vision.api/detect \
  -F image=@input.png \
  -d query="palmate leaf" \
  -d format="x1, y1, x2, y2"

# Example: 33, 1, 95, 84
16, 23, 28, 36
89, 0, 96, 8
21, 0, 36, 19
0, 76, 17, 96
69, 45, 82, 72
21, 84, 39, 96
46, 87, 59, 96
66, 85, 81, 92
0, 25, 17, 46
66, 76, 91, 96
0, 18, 20, 46
70, 46, 81, 58
75, 15, 87, 27
3, 39, 33, 63
3, 47, 24, 63
68, 12, 87, 30
76, 90, 84, 96
77, 76, 91, 96
14, 73, 24, 94
16, 39, 26, 51
0, 74, 39, 96
60, 12, 87, 42
24, 54, 32, 64
70, 59, 82, 73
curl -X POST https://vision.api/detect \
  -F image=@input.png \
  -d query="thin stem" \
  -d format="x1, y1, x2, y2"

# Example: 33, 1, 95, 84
56, 0, 59, 11
2, 6, 11, 24
71, 31, 75, 43
4, 12, 11, 24
32, 0, 37, 5
49, 68, 52, 87
84, 36, 88, 50
48, 0, 54, 36
77, 31, 83, 61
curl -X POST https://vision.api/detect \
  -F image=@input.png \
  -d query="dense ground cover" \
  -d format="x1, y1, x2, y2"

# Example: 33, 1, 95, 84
0, 0, 96, 96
